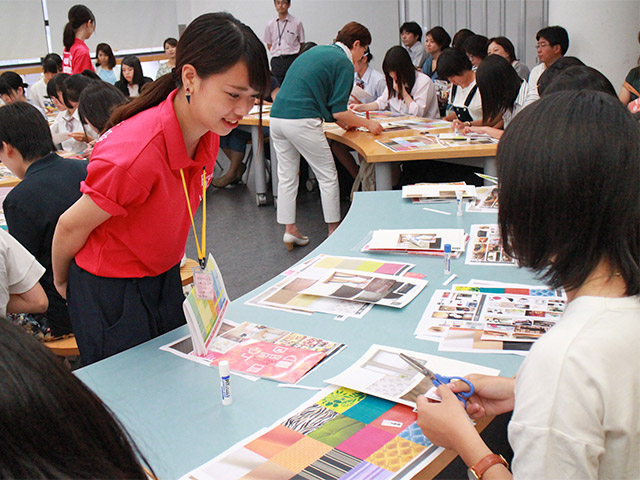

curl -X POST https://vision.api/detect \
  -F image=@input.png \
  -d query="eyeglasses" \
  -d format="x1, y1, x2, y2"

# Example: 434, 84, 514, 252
536, 42, 550, 49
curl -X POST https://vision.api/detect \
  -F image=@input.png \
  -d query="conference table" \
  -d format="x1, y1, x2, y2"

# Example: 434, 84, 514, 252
75, 191, 533, 480
238, 111, 498, 196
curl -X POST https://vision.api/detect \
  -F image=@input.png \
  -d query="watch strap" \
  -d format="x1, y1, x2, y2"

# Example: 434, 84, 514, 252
468, 454, 508, 479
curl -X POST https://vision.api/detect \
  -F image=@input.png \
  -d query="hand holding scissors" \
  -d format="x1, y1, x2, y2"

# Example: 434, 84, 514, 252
399, 353, 475, 406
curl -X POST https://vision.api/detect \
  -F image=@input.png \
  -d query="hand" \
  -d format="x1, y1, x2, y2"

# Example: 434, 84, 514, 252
69, 132, 88, 142
349, 103, 364, 113
416, 385, 480, 451
349, 94, 361, 105
452, 119, 469, 132
453, 374, 515, 420
367, 120, 383, 135
54, 279, 68, 300
393, 79, 402, 96
336, 120, 355, 131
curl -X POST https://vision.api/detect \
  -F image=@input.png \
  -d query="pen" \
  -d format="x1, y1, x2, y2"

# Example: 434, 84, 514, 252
366, 110, 370, 119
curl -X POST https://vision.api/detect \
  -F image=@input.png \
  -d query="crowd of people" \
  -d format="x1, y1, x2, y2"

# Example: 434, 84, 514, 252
0, 1, 637, 478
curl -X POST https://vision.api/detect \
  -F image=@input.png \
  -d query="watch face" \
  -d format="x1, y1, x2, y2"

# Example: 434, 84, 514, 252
467, 468, 480, 480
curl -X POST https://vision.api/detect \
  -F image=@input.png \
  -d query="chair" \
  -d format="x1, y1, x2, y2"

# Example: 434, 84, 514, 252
45, 335, 80, 357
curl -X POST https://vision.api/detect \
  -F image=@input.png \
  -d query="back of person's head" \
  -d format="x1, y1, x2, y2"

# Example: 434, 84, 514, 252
425, 26, 451, 49
536, 25, 569, 55
46, 72, 70, 100
400, 21, 422, 41
42, 53, 63, 74
78, 81, 127, 133
0, 321, 152, 479
0, 103, 56, 161
336, 22, 372, 48
536, 56, 584, 95
95, 42, 116, 69
545, 65, 616, 97
436, 47, 472, 79
0, 71, 28, 98
487, 36, 517, 62
452, 28, 475, 50
62, 73, 94, 108
107, 12, 269, 130
120, 55, 145, 86
63, 4, 95, 50
382, 46, 416, 99
476, 54, 522, 124
463, 35, 489, 59
497, 90, 639, 295
298, 41, 317, 56
164, 37, 178, 48
81, 69, 101, 81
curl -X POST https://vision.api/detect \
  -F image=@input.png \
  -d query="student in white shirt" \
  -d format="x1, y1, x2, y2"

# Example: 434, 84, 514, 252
264, 0, 305, 84
352, 50, 386, 102
351, 46, 438, 118
526, 25, 569, 103
400, 21, 427, 68
30, 54, 62, 114
0, 72, 45, 117
437, 48, 483, 126
417, 90, 639, 480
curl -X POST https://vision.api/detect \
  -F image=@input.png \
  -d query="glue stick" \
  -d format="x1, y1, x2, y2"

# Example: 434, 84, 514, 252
456, 191, 464, 216
219, 360, 232, 405
444, 244, 452, 275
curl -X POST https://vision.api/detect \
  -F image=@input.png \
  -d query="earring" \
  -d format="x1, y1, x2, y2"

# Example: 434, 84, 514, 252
185, 88, 191, 105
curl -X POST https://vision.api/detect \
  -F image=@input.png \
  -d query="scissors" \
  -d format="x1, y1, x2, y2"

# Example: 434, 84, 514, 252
399, 353, 475, 406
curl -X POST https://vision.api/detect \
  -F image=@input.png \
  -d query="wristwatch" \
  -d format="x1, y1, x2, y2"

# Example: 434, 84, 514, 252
467, 454, 509, 480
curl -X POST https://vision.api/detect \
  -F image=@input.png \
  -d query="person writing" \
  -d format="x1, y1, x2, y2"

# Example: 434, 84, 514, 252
437, 47, 483, 127
417, 90, 639, 479
52, 12, 270, 365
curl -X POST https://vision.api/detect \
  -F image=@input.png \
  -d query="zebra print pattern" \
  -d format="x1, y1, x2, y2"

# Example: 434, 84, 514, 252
283, 404, 339, 435
293, 449, 362, 480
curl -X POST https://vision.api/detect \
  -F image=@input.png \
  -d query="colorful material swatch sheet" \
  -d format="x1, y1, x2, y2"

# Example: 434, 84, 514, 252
466, 186, 499, 212
465, 225, 517, 266
376, 135, 443, 153
180, 386, 442, 480
247, 255, 416, 318
326, 344, 499, 408
438, 327, 532, 356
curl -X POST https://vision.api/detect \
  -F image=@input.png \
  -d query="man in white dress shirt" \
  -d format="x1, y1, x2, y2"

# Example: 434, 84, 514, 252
264, 0, 305, 84
400, 21, 427, 69
526, 25, 569, 104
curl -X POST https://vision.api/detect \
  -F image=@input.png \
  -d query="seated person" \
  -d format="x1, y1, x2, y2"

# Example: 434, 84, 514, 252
400, 21, 427, 68
78, 81, 128, 135
0, 320, 153, 478
0, 102, 88, 339
95, 42, 119, 85
462, 34, 489, 69
452, 28, 475, 51
30, 53, 63, 113
212, 75, 280, 189
544, 65, 617, 97
535, 56, 584, 96
156, 37, 178, 79
0, 71, 46, 116
352, 49, 386, 103
115, 55, 153, 98
437, 48, 483, 126
487, 36, 530, 79
417, 90, 639, 479
421, 26, 451, 80
526, 25, 569, 103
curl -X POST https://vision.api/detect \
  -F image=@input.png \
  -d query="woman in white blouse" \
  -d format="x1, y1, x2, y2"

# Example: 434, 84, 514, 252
351, 46, 439, 118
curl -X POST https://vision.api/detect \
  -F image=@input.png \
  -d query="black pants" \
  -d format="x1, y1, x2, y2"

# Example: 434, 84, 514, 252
271, 54, 297, 85
67, 261, 185, 365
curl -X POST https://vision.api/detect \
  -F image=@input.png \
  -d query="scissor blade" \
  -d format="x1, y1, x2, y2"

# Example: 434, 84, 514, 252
399, 353, 436, 381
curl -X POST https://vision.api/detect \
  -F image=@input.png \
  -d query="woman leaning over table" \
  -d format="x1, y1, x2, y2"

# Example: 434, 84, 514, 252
416, 90, 640, 479
52, 12, 270, 365
270, 21, 382, 249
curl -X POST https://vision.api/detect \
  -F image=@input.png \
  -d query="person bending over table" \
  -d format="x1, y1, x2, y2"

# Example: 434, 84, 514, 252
270, 21, 382, 249
417, 90, 640, 479
52, 13, 270, 365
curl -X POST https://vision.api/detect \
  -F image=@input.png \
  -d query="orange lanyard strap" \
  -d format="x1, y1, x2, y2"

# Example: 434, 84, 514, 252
180, 167, 207, 269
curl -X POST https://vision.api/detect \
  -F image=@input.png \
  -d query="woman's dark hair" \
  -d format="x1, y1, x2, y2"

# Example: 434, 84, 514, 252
78, 81, 127, 133
545, 65, 616, 97
63, 4, 95, 51
463, 34, 489, 60
0, 103, 56, 160
62, 73, 95, 108
0, 71, 28, 97
436, 47, 472, 79
119, 55, 146, 87
536, 25, 569, 55
336, 22, 372, 49
164, 37, 178, 48
0, 320, 152, 479
298, 42, 317, 55
452, 28, 475, 50
425, 26, 451, 50
107, 12, 269, 129
382, 46, 417, 99
95, 42, 116, 69
42, 53, 63, 74
497, 90, 639, 295
46, 73, 70, 101
476, 54, 522, 124
488, 36, 517, 62
536, 56, 584, 95
400, 21, 422, 41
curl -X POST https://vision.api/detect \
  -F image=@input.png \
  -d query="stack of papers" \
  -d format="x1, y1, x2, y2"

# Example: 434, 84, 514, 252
465, 224, 517, 266
362, 228, 466, 258
402, 182, 477, 201
466, 186, 499, 212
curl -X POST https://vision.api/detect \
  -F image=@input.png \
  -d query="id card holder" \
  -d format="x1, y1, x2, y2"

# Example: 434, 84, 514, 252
193, 261, 215, 300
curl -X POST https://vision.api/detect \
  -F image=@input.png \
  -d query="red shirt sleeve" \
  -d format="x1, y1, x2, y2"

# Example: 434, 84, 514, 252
71, 41, 95, 74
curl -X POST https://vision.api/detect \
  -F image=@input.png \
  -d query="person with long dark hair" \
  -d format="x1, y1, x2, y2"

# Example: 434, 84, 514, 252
351, 46, 439, 118
95, 42, 118, 85
0, 319, 153, 478
115, 55, 153, 98
417, 90, 639, 479
52, 13, 270, 365
62, 4, 95, 74
78, 81, 127, 135
156, 37, 178, 79
421, 26, 451, 79
487, 36, 529, 79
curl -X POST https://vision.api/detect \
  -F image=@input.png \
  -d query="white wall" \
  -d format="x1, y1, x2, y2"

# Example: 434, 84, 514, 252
549, 0, 639, 89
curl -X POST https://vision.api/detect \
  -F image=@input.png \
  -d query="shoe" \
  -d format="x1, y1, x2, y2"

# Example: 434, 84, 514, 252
212, 163, 247, 188
283, 232, 310, 251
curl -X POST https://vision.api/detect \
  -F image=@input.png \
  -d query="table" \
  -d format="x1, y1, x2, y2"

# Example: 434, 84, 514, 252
237, 114, 276, 206
76, 191, 533, 479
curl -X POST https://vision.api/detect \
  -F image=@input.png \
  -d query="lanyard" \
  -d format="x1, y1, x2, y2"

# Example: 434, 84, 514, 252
276, 19, 288, 46
180, 167, 207, 269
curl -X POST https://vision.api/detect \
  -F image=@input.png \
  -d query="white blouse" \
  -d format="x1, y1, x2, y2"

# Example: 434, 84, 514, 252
374, 71, 439, 118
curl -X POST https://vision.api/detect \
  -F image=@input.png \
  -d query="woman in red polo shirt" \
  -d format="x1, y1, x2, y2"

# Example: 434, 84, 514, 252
52, 13, 270, 365
62, 5, 96, 74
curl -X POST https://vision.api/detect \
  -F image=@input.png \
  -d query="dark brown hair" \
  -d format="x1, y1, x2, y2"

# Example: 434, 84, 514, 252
335, 22, 372, 49
63, 5, 95, 51
382, 46, 417, 99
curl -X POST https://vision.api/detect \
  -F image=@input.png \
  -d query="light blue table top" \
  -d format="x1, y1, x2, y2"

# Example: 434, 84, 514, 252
76, 191, 537, 479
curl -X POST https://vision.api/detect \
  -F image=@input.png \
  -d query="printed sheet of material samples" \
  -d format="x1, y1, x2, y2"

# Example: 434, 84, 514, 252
362, 229, 466, 257
465, 225, 517, 267
465, 186, 498, 213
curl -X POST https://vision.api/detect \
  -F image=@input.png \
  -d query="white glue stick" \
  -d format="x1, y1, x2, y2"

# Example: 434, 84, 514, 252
456, 190, 464, 216
444, 243, 452, 275
219, 360, 232, 405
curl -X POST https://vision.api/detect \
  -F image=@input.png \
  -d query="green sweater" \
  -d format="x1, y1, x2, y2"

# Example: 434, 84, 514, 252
270, 44, 353, 122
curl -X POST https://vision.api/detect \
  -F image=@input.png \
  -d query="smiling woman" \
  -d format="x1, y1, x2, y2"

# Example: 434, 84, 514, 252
51, 12, 269, 366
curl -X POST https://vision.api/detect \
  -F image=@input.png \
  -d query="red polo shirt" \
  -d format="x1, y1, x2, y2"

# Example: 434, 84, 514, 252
76, 89, 218, 278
